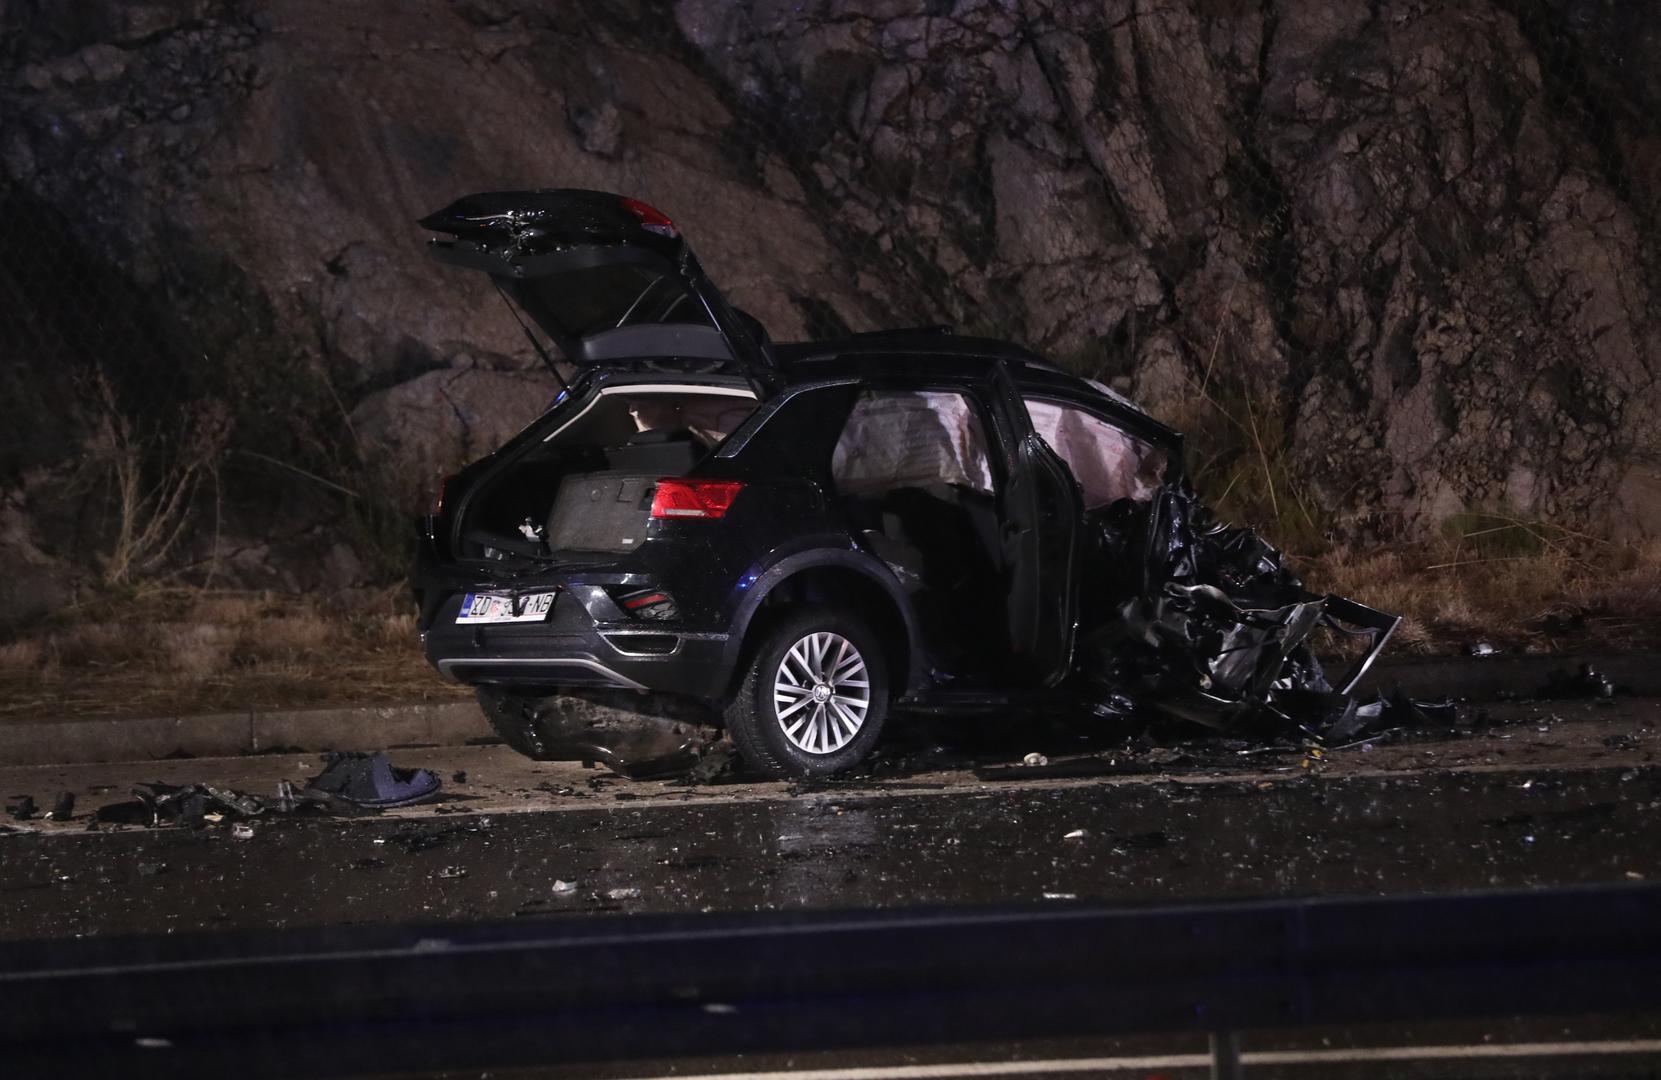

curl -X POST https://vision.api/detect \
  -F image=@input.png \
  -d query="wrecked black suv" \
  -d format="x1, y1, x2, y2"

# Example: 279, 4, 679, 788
411, 190, 1399, 778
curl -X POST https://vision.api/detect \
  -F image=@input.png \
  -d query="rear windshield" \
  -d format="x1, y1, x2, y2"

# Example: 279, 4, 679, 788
546, 388, 757, 451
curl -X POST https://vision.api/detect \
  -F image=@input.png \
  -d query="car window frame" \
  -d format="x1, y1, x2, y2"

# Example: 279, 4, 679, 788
1018, 391, 1181, 499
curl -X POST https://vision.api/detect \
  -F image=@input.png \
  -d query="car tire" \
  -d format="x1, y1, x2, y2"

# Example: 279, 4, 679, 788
724, 607, 889, 779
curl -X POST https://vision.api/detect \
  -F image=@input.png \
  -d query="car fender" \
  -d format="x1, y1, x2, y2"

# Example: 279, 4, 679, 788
722, 543, 927, 696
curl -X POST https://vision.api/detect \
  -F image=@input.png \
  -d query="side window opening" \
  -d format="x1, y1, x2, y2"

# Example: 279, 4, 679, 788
1024, 398, 1168, 510
831, 390, 995, 498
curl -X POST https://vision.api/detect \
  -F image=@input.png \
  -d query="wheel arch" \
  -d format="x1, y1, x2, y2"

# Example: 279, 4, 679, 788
722, 550, 924, 699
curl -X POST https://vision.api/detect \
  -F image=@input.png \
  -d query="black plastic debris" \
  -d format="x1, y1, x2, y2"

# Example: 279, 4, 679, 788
95, 782, 266, 828
1075, 486, 1411, 742
679, 744, 739, 785
1541, 662, 1617, 700
1322, 688, 1459, 743
94, 767, 407, 828
478, 688, 723, 780
5, 795, 36, 821
304, 752, 442, 809
47, 792, 75, 821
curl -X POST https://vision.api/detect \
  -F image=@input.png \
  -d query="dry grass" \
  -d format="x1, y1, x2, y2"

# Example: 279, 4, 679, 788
0, 587, 469, 721
3, 534, 1658, 723
1128, 360, 1661, 657
1299, 537, 1661, 655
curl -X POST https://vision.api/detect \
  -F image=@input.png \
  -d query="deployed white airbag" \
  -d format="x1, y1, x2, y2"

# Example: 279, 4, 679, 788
1025, 399, 1166, 509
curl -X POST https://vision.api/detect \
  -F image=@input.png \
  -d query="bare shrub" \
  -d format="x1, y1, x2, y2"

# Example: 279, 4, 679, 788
84, 370, 232, 585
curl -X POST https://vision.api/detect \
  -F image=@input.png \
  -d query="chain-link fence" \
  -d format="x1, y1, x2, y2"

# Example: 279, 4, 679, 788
1, 0, 1656, 598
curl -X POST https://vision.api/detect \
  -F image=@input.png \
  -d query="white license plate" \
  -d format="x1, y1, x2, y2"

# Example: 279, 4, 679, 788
455, 591, 555, 625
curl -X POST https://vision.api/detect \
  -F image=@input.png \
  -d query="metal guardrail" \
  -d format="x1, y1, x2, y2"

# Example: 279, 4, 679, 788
3, 883, 1659, 1078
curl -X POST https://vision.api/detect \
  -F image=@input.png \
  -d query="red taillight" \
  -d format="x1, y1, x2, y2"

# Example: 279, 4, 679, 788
650, 479, 744, 520
434, 474, 455, 515
620, 196, 679, 238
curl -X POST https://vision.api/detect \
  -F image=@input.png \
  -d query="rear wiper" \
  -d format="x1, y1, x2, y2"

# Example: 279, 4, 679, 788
490, 279, 568, 394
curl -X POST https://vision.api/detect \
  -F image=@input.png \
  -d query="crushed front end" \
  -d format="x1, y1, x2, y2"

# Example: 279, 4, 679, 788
1076, 486, 1401, 736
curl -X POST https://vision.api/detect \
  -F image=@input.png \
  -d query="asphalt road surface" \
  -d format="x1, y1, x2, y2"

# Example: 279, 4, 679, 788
3, 695, 1660, 1077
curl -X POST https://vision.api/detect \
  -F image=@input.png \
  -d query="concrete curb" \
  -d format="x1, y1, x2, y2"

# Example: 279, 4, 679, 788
0, 701, 490, 768
1352, 651, 1661, 701
2, 651, 1655, 768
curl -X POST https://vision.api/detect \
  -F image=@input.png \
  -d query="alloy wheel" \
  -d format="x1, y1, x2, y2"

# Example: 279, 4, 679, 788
772, 631, 871, 755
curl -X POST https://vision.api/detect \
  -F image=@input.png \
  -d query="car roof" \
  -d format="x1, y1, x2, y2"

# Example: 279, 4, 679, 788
569, 329, 1181, 446
775, 331, 1181, 444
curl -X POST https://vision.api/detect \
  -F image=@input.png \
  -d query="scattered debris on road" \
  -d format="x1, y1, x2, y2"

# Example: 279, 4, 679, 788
1542, 663, 1617, 700
88, 752, 444, 830
96, 783, 266, 828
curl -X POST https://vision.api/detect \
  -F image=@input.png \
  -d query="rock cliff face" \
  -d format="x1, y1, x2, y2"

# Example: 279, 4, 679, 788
675, 0, 1661, 532
1, 0, 1658, 604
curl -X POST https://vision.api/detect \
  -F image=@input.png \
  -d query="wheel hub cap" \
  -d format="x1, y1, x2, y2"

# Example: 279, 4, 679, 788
773, 631, 871, 755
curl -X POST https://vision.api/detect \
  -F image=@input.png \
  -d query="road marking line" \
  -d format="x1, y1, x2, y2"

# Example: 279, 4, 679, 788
628, 1057, 1214, 1079
1249, 1039, 1661, 1063
626, 1039, 1661, 1080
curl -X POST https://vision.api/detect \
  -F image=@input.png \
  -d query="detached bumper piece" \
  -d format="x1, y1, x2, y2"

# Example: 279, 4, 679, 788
478, 688, 724, 780
1077, 487, 1416, 740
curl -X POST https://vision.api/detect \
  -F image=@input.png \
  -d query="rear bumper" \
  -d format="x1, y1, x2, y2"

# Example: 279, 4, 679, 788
421, 592, 733, 701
